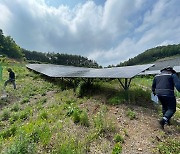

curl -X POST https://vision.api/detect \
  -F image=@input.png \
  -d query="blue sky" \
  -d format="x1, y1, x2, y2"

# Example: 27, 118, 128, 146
0, 0, 180, 66
45, 0, 105, 8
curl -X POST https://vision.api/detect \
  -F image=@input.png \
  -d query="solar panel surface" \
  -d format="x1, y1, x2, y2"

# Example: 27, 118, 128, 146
139, 65, 180, 75
138, 70, 160, 75
81, 64, 154, 78
26, 64, 154, 79
26, 64, 91, 77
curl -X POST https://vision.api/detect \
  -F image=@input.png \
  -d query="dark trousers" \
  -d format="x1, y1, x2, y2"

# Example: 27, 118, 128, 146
4, 79, 16, 89
158, 96, 176, 121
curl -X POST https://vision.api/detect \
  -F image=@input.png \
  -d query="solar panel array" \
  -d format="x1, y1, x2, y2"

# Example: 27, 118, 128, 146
148, 57, 180, 71
26, 64, 91, 77
26, 64, 154, 79
139, 65, 180, 75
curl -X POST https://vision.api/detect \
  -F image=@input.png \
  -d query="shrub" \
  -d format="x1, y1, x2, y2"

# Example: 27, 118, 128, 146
11, 103, 20, 112
21, 97, 30, 104
94, 112, 115, 134
72, 109, 81, 123
123, 128, 129, 137
5, 135, 36, 154
1, 109, 10, 121
126, 109, 136, 120
41, 91, 46, 96
0, 125, 17, 139
55, 138, 83, 154
39, 111, 48, 120
9, 113, 19, 124
114, 134, 124, 143
80, 111, 89, 127
66, 106, 76, 117
30, 131, 40, 143
76, 81, 87, 97
112, 142, 122, 154
19, 111, 29, 121
37, 124, 51, 145
128, 88, 152, 107
93, 112, 104, 132
76, 81, 102, 97
108, 96, 125, 105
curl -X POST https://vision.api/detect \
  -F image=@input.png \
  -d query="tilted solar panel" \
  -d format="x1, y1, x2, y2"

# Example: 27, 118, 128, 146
138, 70, 160, 75
26, 64, 91, 77
139, 65, 180, 76
26, 63, 154, 79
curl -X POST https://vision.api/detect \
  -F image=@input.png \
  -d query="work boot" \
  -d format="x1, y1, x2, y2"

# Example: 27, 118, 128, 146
167, 120, 171, 126
159, 119, 166, 129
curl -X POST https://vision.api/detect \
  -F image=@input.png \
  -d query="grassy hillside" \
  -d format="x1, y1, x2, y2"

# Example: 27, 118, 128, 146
0, 59, 180, 153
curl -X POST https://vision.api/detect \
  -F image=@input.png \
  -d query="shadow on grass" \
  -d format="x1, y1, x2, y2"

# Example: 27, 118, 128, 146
29, 72, 155, 109
73, 80, 155, 109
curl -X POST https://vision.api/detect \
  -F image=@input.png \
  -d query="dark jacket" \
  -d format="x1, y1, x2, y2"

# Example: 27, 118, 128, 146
9, 71, 15, 80
152, 71, 180, 97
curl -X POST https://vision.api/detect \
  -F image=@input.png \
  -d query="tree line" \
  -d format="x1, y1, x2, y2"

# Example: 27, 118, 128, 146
118, 44, 180, 66
0, 29, 23, 59
22, 49, 100, 68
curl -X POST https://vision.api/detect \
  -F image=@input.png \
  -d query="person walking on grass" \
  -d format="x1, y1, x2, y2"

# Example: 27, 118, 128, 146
4, 68, 16, 89
152, 66, 180, 129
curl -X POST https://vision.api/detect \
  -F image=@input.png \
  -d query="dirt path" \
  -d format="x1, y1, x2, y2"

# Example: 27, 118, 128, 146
108, 105, 180, 154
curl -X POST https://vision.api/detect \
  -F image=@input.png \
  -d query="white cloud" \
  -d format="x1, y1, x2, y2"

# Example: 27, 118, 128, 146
0, 0, 179, 66
0, 4, 12, 31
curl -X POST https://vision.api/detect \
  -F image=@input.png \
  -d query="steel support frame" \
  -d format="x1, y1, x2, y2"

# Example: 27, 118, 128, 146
118, 78, 132, 90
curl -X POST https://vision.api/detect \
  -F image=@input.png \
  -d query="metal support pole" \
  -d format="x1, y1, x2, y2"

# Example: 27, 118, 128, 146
118, 79, 125, 90
118, 78, 132, 90
127, 78, 132, 89
124, 78, 128, 90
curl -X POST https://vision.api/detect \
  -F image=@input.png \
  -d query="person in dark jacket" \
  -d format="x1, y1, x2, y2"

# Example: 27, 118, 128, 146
4, 68, 16, 89
152, 66, 180, 129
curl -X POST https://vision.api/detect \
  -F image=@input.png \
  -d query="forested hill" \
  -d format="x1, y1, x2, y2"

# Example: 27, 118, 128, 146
117, 44, 180, 66
0, 29, 100, 68
22, 49, 100, 68
0, 29, 23, 59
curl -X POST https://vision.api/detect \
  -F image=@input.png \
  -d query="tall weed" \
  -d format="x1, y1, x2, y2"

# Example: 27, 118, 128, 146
80, 111, 89, 127
4, 135, 36, 154
54, 135, 84, 154
1, 109, 11, 121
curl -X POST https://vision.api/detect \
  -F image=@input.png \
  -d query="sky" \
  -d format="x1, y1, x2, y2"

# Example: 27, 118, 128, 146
0, 0, 180, 66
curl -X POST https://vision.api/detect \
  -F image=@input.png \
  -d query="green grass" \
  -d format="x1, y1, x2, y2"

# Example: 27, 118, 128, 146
157, 138, 180, 154
107, 87, 152, 108
0, 58, 179, 153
